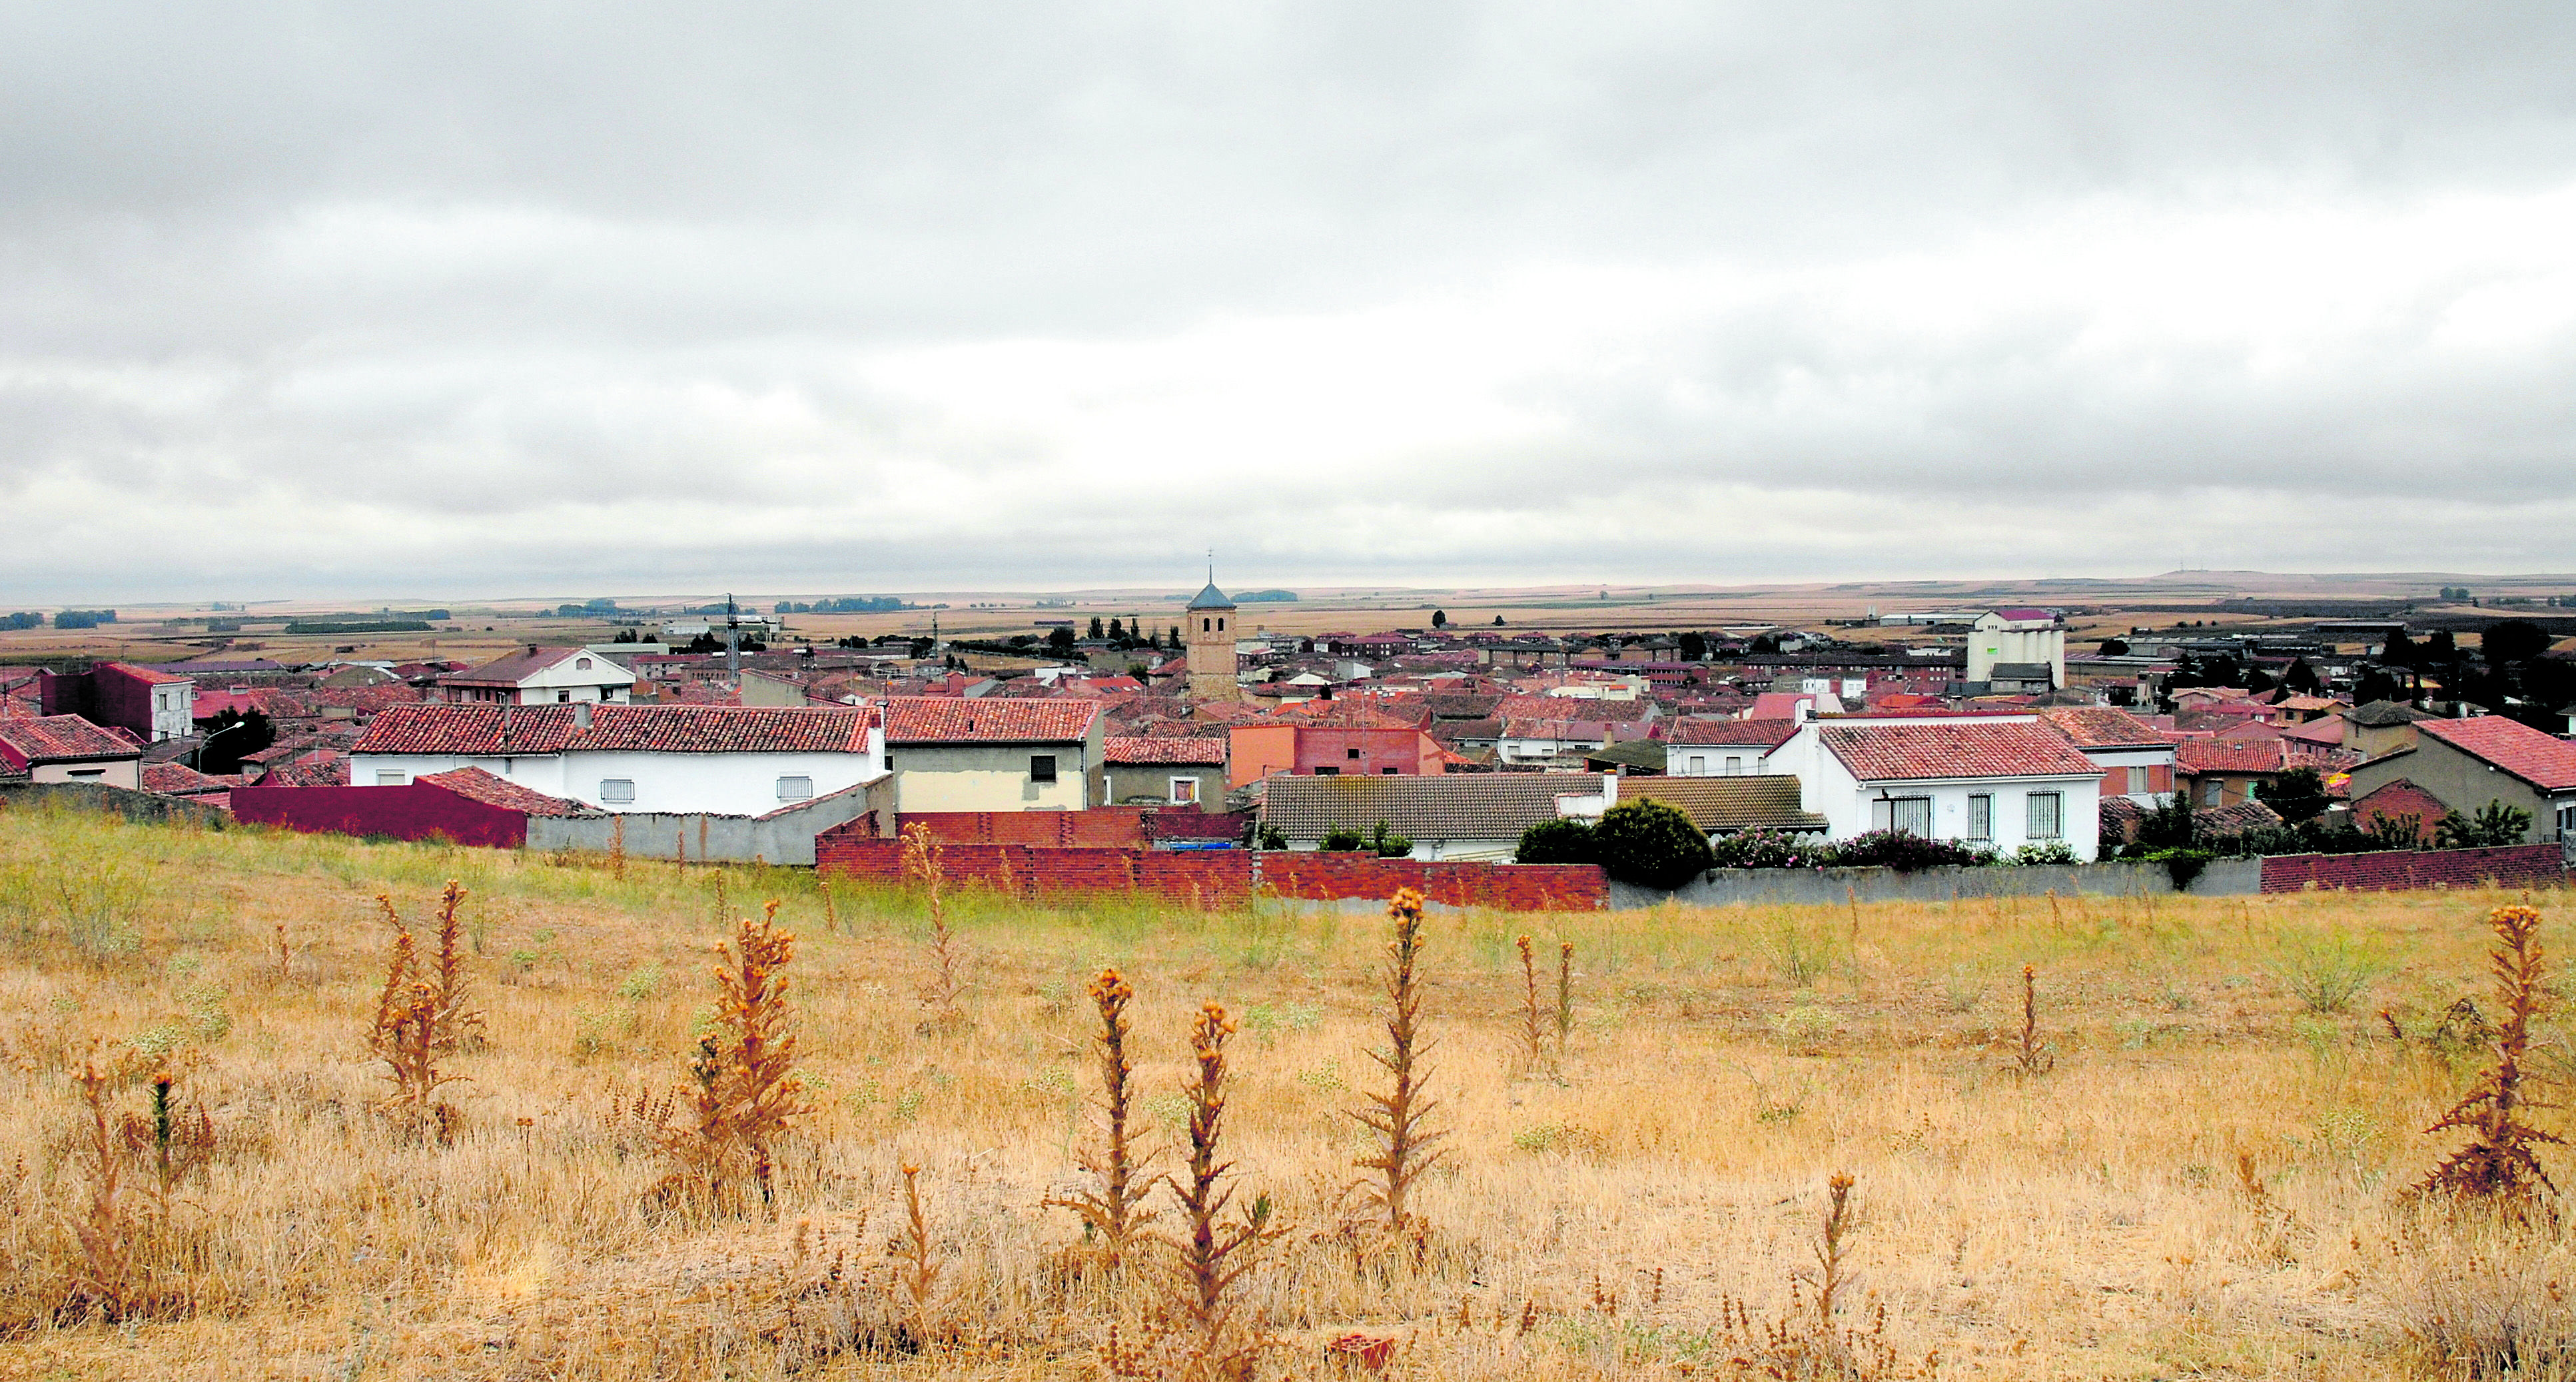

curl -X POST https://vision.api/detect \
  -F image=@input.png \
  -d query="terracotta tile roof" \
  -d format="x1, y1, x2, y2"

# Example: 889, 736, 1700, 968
0, 715, 144, 765
353, 704, 878, 756
1496, 694, 1651, 722
418, 767, 596, 817
2415, 716, 2576, 792
1501, 718, 1613, 741
1667, 718, 1800, 748
141, 762, 231, 795
2195, 800, 2285, 836
1615, 776, 1826, 832
2175, 739, 2292, 775
101, 661, 194, 686
264, 751, 349, 787
2284, 717, 2349, 746
1820, 722, 2100, 782
1104, 736, 1228, 766
877, 696, 1099, 744
2037, 706, 2166, 749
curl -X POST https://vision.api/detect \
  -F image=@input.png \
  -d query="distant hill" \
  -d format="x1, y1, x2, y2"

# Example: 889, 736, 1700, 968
1235, 590, 1299, 602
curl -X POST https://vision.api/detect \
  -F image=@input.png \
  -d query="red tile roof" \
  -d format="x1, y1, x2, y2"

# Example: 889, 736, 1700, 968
101, 661, 194, 686
1104, 736, 1228, 766
418, 767, 594, 817
1667, 718, 1800, 748
141, 762, 233, 794
440, 646, 630, 687
1501, 718, 1613, 741
352, 704, 878, 756
1820, 722, 2100, 782
1495, 694, 1652, 722
2416, 716, 2576, 792
0, 715, 145, 766
2037, 706, 2166, 749
2175, 739, 2292, 775
876, 697, 1099, 744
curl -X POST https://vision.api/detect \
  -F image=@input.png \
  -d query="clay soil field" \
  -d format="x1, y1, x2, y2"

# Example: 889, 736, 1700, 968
1, 802, 2573, 1379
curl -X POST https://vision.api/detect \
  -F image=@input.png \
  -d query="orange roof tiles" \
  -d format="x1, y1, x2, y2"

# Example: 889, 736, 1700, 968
1820, 722, 2099, 781
353, 704, 877, 756
877, 697, 1099, 744
2416, 716, 2576, 792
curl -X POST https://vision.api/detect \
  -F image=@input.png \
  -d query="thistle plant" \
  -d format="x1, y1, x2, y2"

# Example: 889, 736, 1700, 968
1354, 888, 1445, 1233
1162, 1001, 1276, 1382
368, 895, 463, 1143
661, 899, 809, 1209
1048, 967, 1158, 1270
903, 825, 968, 1028
1514, 936, 1546, 1073
2417, 905, 2561, 1206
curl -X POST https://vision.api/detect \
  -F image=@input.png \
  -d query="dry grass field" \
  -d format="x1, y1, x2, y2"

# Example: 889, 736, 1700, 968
2, 802, 2573, 1380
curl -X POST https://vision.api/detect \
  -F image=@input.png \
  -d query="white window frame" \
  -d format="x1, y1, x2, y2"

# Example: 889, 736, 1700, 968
2027, 791, 2064, 840
2126, 766, 2152, 794
599, 778, 636, 804
775, 775, 813, 803
1169, 776, 1200, 806
375, 771, 408, 786
1723, 756, 1746, 776
1686, 755, 1707, 775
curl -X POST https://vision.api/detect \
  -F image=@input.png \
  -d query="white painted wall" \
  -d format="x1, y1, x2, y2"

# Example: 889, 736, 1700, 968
1664, 744, 1775, 776
1966, 619, 2068, 685
1769, 722, 2102, 860
514, 654, 636, 704
35, 759, 142, 788
352, 730, 884, 816
150, 683, 195, 741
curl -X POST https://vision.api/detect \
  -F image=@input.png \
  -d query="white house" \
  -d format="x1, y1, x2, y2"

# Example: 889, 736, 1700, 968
349, 702, 884, 817
1766, 714, 2104, 859
1965, 609, 2066, 688
435, 646, 638, 706
1496, 717, 1613, 766
1663, 718, 1801, 777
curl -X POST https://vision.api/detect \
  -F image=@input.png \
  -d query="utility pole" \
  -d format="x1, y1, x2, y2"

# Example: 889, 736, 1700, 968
725, 592, 741, 688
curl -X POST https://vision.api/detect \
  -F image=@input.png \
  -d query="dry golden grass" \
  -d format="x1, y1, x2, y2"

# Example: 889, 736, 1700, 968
1, 800, 2573, 1379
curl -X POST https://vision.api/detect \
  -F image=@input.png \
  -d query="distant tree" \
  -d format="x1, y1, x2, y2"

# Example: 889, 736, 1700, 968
1087, 616, 1104, 640
1748, 634, 1780, 656
2098, 638, 2130, 656
2246, 668, 2277, 693
2354, 666, 2404, 705
2483, 619, 2551, 665
1431, 610, 1448, 628
1046, 627, 1077, 655
2134, 794, 2196, 852
1492, 615, 1506, 626
2381, 628, 2417, 667
2201, 655, 2246, 689
2283, 658, 2322, 693
199, 708, 274, 775
2435, 800, 2532, 849
2425, 630, 2459, 664
1677, 631, 1708, 662
2256, 767, 2331, 824
1108, 617, 1125, 641
1320, 826, 1368, 852
909, 637, 933, 658
1591, 800, 1716, 890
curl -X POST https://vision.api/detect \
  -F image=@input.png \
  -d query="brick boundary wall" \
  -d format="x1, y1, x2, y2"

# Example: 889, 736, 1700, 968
814, 832, 1606, 911
231, 783, 530, 848
2258, 842, 2571, 894
884, 808, 1248, 847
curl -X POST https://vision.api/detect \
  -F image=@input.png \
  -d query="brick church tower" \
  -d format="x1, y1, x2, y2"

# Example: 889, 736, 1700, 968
1183, 574, 1239, 702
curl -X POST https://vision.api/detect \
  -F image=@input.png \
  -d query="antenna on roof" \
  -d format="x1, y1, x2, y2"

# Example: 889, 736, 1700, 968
724, 592, 741, 689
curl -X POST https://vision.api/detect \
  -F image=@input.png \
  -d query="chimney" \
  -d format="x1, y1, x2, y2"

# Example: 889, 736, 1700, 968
574, 700, 592, 731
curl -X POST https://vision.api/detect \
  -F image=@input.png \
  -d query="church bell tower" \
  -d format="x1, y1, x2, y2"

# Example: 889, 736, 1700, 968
1182, 572, 1240, 702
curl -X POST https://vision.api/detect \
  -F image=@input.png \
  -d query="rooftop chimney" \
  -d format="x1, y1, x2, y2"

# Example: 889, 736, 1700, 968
574, 700, 592, 731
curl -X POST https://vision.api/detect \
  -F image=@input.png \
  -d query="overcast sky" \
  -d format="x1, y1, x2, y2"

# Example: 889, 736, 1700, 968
6, 3, 2576, 602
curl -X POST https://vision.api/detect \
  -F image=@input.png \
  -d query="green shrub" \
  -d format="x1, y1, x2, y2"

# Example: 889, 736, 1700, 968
2273, 930, 2388, 1014
1831, 830, 1986, 872
1515, 817, 1597, 865
1591, 800, 1715, 890
1709, 828, 1834, 870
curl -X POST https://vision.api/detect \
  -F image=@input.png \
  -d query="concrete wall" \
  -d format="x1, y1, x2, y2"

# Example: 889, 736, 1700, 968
30, 758, 143, 788
0, 781, 227, 826
527, 775, 891, 866
815, 838, 1609, 911
1613, 857, 2264, 908
887, 740, 1102, 813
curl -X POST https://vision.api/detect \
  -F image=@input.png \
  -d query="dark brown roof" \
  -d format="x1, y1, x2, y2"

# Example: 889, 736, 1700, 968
1615, 776, 1826, 832
1261, 774, 1609, 842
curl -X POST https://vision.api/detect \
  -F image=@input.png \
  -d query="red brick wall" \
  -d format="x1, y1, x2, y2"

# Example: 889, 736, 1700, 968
2259, 842, 2569, 894
813, 838, 1602, 910
232, 782, 529, 848
893, 810, 1149, 847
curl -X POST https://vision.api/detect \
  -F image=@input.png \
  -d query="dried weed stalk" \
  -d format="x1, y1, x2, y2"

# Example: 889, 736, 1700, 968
661, 899, 810, 1209
1514, 936, 1546, 1073
1716, 1173, 1934, 1380
1047, 967, 1160, 1270
367, 896, 463, 1143
2417, 904, 2561, 1207
67, 1060, 135, 1317
2011, 964, 2053, 1078
892, 1161, 947, 1348
1159, 1001, 1278, 1382
903, 825, 968, 1028
1556, 940, 1575, 1050
1354, 888, 1446, 1235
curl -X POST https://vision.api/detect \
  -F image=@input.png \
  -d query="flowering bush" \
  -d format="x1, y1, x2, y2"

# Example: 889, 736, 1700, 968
1709, 828, 1835, 870
2006, 841, 2080, 866
1829, 830, 1991, 872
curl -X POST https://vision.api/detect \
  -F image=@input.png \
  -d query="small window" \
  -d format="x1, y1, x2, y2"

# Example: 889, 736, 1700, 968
1170, 777, 1199, 805
1723, 756, 1745, 776
1030, 754, 1058, 783
2027, 792, 2064, 840
600, 778, 636, 804
1347, 748, 1362, 760
1686, 755, 1707, 775
776, 776, 813, 802
576, 657, 592, 670
2200, 780, 2224, 806
1871, 796, 1932, 836
1381, 766, 1399, 775
1314, 766, 1340, 776
1217, 617, 1224, 632
1966, 793, 1993, 841
1202, 618, 1211, 632
376, 771, 408, 786
558, 690, 572, 702
68, 768, 105, 779
2126, 766, 2151, 794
